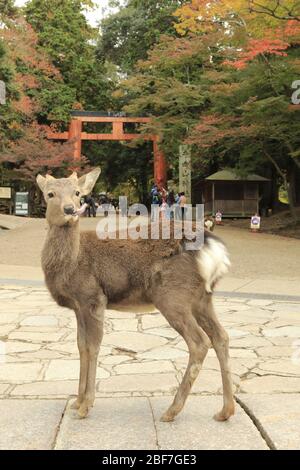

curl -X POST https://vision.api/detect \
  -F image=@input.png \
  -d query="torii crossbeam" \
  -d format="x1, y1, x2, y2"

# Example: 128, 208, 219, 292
48, 111, 167, 187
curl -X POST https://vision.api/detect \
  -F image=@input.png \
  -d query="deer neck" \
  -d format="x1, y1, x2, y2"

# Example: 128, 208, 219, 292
42, 221, 80, 282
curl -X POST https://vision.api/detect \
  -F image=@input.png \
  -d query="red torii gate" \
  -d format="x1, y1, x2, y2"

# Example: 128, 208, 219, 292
48, 112, 167, 187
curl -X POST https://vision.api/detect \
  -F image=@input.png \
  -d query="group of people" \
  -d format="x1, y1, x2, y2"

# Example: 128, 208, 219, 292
150, 184, 187, 220
77, 184, 188, 220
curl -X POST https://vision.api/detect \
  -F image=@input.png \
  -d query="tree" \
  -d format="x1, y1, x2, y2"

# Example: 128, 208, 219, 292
186, 55, 300, 217
0, 124, 87, 180
25, 0, 112, 112
119, 33, 210, 169
173, 0, 300, 40
0, 16, 81, 198
0, 15, 78, 143
97, 0, 187, 73
0, 124, 89, 213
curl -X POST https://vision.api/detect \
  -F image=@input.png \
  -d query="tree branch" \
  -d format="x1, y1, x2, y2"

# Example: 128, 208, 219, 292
248, 0, 300, 22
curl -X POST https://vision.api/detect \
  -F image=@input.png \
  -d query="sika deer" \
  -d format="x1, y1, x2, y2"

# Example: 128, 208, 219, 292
36, 168, 235, 422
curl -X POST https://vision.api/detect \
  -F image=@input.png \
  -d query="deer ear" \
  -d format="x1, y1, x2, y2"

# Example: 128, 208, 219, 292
69, 171, 77, 181
78, 168, 101, 195
36, 174, 47, 192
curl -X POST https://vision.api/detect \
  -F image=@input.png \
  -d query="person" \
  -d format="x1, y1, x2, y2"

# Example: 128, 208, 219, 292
160, 199, 168, 220
167, 190, 175, 220
167, 190, 175, 206
150, 184, 158, 201
215, 209, 222, 225
159, 185, 167, 202
179, 192, 187, 220
174, 192, 181, 220
84, 194, 97, 217
151, 184, 161, 222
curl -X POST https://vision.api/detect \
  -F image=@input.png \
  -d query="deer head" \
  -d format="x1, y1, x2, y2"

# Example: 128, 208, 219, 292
36, 168, 101, 226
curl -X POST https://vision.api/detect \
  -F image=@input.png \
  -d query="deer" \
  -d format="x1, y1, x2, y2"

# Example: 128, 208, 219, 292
36, 168, 235, 422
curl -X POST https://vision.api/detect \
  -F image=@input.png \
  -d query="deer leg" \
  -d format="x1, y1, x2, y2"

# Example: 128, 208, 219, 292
77, 303, 105, 419
157, 308, 210, 422
195, 299, 235, 421
70, 314, 88, 410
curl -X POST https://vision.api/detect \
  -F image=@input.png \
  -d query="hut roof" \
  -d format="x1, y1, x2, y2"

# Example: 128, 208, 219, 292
205, 169, 269, 182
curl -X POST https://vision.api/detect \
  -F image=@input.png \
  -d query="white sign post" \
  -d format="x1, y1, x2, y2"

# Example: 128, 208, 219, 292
0, 80, 6, 105
179, 144, 192, 204
215, 211, 222, 224
251, 214, 261, 232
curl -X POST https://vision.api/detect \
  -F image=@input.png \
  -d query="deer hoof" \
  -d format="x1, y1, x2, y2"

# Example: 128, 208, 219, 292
70, 399, 81, 410
160, 411, 175, 423
77, 404, 89, 419
213, 404, 235, 422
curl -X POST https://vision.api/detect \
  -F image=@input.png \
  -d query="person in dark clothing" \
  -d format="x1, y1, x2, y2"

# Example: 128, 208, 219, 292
84, 195, 97, 217
167, 190, 175, 220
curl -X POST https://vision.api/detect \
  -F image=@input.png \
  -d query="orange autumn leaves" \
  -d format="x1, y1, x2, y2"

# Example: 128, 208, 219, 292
1, 18, 60, 117
174, 1, 300, 69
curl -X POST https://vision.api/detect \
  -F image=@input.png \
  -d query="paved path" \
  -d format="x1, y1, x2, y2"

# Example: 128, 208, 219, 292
1, 215, 300, 449
0, 286, 300, 450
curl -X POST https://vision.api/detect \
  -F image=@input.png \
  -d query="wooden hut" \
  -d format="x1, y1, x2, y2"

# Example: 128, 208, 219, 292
204, 169, 269, 217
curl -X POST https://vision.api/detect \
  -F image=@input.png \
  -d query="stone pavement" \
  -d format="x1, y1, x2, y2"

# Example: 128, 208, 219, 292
0, 285, 300, 450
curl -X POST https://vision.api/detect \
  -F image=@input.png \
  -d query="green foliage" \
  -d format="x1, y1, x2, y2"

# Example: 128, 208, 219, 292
119, 33, 217, 163
25, 0, 112, 114
0, 37, 21, 150
82, 139, 153, 204
37, 82, 77, 122
97, 0, 187, 73
0, 0, 17, 19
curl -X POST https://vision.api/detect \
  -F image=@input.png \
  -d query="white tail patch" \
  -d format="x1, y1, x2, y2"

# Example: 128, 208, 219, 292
197, 237, 230, 293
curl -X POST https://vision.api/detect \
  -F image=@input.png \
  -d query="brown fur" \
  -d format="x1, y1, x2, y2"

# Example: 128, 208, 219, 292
37, 169, 235, 421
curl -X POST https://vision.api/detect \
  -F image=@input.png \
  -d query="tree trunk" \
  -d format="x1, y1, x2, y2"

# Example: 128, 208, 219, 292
263, 149, 298, 221
287, 167, 298, 221
287, 182, 298, 221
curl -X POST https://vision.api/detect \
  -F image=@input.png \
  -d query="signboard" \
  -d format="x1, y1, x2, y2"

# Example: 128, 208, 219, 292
251, 215, 261, 231
15, 192, 29, 216
0, 187, 11, 199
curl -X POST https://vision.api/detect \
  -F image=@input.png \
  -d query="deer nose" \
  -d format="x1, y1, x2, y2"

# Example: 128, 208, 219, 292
64, 204, 75, 215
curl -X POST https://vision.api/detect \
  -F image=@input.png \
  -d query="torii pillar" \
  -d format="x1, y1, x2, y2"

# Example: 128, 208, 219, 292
153, 137, 167, 189
68, 118, 82, 160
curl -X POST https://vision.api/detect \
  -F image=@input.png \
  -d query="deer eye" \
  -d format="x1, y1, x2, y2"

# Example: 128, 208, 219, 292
48, 192, 55, 199
75, 191, 80, 197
